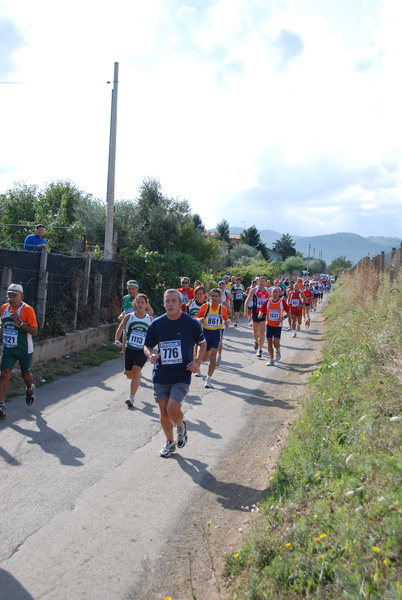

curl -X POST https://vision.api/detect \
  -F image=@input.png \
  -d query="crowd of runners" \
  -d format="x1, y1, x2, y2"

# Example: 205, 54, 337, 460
111, 273, 332, 457
0, 273, 333, 458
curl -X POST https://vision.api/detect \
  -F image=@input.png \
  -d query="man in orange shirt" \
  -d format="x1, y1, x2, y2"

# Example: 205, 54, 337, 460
258, 287, 289, 366
0, 284, 38, 418
196, 288, 230, 388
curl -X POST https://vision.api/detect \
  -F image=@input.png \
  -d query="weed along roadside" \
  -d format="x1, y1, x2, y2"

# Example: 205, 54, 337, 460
225, 269, 402, 599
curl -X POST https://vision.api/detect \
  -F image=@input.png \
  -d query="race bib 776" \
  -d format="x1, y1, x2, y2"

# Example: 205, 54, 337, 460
159, 340, 183, 364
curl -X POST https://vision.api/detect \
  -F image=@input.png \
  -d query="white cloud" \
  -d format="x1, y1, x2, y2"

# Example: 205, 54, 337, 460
0, 0, 401, 238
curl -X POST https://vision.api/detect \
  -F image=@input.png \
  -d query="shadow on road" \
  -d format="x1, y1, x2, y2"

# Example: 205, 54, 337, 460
217, 380, 297, 409
8, 411, 85, 467
173, 456, 269, 510
0, 568, 35, 600
188, 418, 222, 440
0, 445, 20, 466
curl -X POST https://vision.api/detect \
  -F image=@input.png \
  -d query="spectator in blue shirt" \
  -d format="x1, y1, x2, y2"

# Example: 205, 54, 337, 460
24, 225, 48, 252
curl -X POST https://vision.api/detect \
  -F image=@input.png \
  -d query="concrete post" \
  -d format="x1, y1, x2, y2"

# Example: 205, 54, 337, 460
94, 273, 103, 321
71, 273, 81, 331
390, 248, 396, 282
380, 251, 385, 273
1, 267, 12, 302
36, 248, 48, 329
82, 253, 92, 307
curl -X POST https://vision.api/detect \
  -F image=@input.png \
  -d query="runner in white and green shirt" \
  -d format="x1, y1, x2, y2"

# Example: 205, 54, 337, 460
115, 294, 152, 407
117, 280, 154, 353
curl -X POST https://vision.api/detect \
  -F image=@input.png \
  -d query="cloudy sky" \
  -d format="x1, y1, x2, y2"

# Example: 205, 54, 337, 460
1, 0, 401, 237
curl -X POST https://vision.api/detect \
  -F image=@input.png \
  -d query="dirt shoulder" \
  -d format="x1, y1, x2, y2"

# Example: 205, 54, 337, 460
136, 311, 325, 600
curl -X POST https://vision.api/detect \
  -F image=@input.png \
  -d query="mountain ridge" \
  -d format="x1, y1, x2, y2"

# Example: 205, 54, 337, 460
211, 227, 402, 265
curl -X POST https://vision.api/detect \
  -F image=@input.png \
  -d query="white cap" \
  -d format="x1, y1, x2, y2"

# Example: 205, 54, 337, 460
7, 283, 23, 294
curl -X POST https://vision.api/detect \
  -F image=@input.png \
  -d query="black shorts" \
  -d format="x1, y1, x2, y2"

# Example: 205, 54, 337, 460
233, 299, 243, 312
125, 347, 147, 370
266, 325, 282, 339
252, 312, 266, 323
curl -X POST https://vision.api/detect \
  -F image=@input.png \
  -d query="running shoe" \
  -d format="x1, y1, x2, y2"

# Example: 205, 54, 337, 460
216, 354, 222, 366
177, 421, 188, 449
254, 341, 259, 350
256, 349, 262, 358
297, 324, 301, 332
195, 367, 201, 377
204, 377, 213, 388
159, 440, 177, 458
276, 350, 281, 361
234, 321, 237, 327
292, 332, 297, 338
266, 358, 275, 366
125, 396, 134, 407
25, 385, 35, 406
0, 401, 6, 419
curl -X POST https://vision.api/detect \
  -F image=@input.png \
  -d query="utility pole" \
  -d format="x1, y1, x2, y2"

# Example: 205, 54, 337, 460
307, 243, 311, 275
104, 62, 119, 260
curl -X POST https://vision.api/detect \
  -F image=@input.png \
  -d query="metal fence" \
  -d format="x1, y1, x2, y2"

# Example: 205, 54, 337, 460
1, 248, 124, 339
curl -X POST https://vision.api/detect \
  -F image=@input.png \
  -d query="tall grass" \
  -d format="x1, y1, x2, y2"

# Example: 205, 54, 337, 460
225, 269, 402, 599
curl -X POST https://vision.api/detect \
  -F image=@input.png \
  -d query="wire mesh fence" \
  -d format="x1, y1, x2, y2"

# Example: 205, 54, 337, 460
1, 248, 124, 340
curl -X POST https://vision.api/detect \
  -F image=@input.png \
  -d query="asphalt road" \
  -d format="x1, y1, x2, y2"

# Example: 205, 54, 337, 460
0, 307, 325, 600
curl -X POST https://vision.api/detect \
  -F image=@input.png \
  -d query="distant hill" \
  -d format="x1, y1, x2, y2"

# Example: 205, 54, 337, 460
365, 236, 402, 250
210, 227, 401, 265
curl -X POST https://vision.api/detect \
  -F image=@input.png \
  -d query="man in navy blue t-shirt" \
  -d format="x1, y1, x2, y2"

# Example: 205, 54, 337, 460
144, 289, 206, 457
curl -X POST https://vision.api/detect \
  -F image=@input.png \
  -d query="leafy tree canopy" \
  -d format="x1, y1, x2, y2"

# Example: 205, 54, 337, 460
283, 255, 304, 273
274, 233, 296, 260
192, 213, 205, 232
308, 258, 327, 275
328, 256, 352, 275
216, 219, 230, 244
241, 225, 270, 260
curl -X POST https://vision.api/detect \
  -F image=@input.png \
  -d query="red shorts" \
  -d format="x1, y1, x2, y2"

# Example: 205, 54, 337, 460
290, 307, 303, 316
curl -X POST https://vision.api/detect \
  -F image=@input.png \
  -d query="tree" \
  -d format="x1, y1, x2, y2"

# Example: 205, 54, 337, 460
192, 213, 205, 232
0, 182, 39, 248
328, 256, 352, 275
283, 255, 304, 275
36, 181, 92, 252
274, 233, 296, 260
230, 243, 263, 266
307, 258, 326, 275
0, 182, 38, 225
206, 241, 231, 272
131, 177, 194, 254
37, 180, 83, 224
241, 225, 270, 260
122, 245, 202, 314
74, 194, 105, 248
216, 219, 230, 244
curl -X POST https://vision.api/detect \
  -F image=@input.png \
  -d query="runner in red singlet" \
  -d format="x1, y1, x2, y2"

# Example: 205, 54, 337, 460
288, 282, 306, 338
